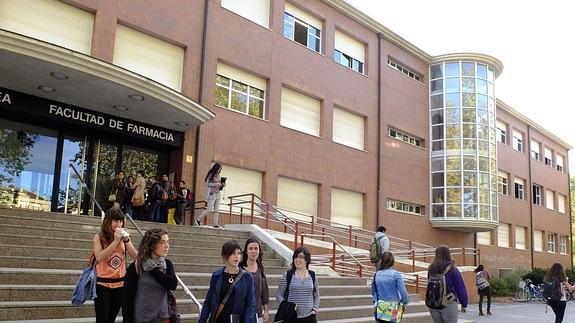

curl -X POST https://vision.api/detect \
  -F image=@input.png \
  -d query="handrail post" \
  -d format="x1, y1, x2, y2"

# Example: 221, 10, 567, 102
265, 204, 269, 229
294, 222, 299, 250
348, 225, 352, 246
411, 249, 415, 272
311, 216, 314, 234
64, 166, 72, 214
462, 247, 466, 266
358, 264, 363, 278
477, 248, 481, 266
250, 194, 255, 224
332, 241, 336, 270
229, 197, 233, 224
409, 240, 413, 250
283, 218, 287, 233
239, 207, 243, 224
415, 275, 420, 295
300, 235, 304, 247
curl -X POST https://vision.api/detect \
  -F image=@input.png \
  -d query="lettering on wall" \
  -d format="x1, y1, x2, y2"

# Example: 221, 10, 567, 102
0, 92, 11, 104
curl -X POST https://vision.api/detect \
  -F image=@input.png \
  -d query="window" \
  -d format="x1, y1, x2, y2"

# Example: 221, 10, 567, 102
544, 147, 553, 166
477, 231, 492, 246
221, 0, 270, 28
277, 176, 318, 222
114, 25, 184, 90
530, 139, 540, 160
560, 236, 568, 254
556, 154, 564, 172
331, 188, 364, 227
388, 128, 424, 148
333, 107, 365, 150
514, 177, 524, 200
545, 189, 554, 210
497, 223, 510, 247
215, 63, 266, 118
388, 59, 422, 82
547, 233, 556, 253
386, 199, 424, 216
334, 31, 365, 73
283, 3, 321, 52
558, 194, 566, 213
0, 0, 94, 54
496, 120, 507, 144
532, 184, 542, 206
534, 230, 543, 251
280, 87, 320, 136
498, 171, 508, 195
512, 130, 523, 152
515, 226, 526, 249
219, 165, 263, 213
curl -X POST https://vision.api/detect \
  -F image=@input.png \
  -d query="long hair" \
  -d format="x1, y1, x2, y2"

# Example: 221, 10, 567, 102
137, 228, 168, 267
290, 246, 311, 271
205, 163, 222, 182
378, 251, 395, 270
99, 207, 125, 247
428, 245, 454, 274
544, 263, 567, 283
474, 264, 484, 273
240, 238, 266, 277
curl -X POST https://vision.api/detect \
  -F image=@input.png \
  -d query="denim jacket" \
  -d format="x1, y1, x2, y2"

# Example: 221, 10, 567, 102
199, 267, 256, 323
71, 263, 97, 305
371, 268, 410, 305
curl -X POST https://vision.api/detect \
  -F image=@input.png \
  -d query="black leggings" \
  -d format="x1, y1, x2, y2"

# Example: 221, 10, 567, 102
549, 300, 567, 323
478, 286, 492, 313
94, 284, 122, 323
296, 314, 317, 323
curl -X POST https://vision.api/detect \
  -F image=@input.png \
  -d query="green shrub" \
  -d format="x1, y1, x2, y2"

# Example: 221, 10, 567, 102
566, 267, 575, 283
489, 276, 518, 296
521, 267, 546, 285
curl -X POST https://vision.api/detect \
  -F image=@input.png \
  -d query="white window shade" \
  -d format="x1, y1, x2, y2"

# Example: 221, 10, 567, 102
114, 25, 184, 91
219, 165, 263, 209
514, 177, 525, 186
222, 0, 270, 28
217, 63, 266, 90
284, 2, 322, 30
558, 194, 566, 213
544, 147, 552, 159
0, 0, 93, 54
333, 108, 365, 150
331, 188, 363, 227
513, 130, 523, 140
545, 190, 554, 210
497, 223, 509, 247
277, 177, 318, 222
496, 120, 506, 130
477, 231, 492, 245
334, 30, 365, 62
534, 230, 543, 251
281, 88, 320, 136
515, 226, 526, 249
498, 170, 507, 178
531, 139, 540, 153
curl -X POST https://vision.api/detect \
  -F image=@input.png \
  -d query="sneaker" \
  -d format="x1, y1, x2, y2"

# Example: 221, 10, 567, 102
487, 311, 492, 315
479, 312, 484, 316
213, 225, 222, 229
195, 220, 201, 226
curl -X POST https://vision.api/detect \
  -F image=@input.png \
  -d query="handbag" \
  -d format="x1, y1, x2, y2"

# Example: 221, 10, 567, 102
213, 270, 246, 321
274, 271, 298, 323
132, 196, 144, 207
373, 273, 404, 323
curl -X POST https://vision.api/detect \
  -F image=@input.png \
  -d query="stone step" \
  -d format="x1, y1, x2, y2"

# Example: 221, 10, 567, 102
0, 284, 375, 301
0, 269, 369, 287
0, 245, 286, 267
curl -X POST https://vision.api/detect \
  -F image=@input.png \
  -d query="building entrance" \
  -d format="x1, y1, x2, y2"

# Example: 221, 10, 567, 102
0, 118, 168, 215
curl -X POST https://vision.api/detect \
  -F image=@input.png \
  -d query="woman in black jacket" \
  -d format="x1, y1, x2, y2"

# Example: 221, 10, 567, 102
123, 228, 177, 323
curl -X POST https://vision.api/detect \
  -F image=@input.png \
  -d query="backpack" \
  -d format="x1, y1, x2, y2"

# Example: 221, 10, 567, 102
285, 269, 317, 297
542, 277, 562, 303
160, 188, 168, 202
168, 184, 177, 201
425, 267, 456, 309
476, 271, 490, 290
370, 236, 383, 263
186, 190, 193, 203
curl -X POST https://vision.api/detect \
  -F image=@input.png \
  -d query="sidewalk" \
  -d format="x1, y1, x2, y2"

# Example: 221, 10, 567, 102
460, 301, 575, 322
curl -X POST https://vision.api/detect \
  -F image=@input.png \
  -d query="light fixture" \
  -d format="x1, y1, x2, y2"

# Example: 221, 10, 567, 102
174, 121, 189, 127
128, 94, 145, 101
38, 85, 55, 93
113, 105, 128, 112
50, 72, 68, 80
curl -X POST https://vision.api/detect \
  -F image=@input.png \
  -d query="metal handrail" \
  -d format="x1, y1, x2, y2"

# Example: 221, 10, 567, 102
65, 164, 202, 311
65, 164, 106, 220
300, 233, 368, 277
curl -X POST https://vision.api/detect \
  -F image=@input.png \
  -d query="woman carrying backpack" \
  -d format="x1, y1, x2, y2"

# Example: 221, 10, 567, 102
371, 252, 409, 322
474, 265, 492, 315
426, 245, 467, 323
544, 263, 575, 323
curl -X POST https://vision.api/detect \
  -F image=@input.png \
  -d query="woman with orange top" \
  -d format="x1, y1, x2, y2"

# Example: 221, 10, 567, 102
92, 207, 138, 323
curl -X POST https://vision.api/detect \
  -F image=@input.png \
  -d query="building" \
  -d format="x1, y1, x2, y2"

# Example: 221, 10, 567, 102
0, 0, 571, 273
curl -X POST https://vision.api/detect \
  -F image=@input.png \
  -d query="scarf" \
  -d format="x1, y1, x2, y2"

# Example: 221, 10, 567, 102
142, 257, 167, 272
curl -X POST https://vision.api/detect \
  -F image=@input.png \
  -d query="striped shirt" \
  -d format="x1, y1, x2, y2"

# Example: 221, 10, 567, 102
276, 271, 320, 318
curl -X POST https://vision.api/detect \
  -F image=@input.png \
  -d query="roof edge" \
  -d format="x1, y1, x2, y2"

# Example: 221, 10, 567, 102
431, 53, 504, 78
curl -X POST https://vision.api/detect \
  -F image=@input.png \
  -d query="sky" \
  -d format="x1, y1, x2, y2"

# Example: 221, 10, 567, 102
346, 0, 575, 174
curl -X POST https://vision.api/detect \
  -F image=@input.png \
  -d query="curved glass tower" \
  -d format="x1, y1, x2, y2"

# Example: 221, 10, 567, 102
429, 54, 503, 232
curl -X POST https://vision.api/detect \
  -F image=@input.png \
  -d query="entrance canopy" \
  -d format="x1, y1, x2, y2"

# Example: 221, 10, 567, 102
0, 30, 214, 131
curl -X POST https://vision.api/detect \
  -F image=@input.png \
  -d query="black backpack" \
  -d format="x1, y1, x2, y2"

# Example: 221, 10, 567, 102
543, 278, 562, 303
425, 267, 456, 309
285, 269, 317, 296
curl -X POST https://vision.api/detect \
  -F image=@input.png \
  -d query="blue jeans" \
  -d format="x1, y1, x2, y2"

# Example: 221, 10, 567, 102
148, 201, 161, 222
429, 303, 458, 323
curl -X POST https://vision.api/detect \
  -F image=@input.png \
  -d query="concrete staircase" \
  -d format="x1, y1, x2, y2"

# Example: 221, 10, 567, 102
0, 208, 439, 322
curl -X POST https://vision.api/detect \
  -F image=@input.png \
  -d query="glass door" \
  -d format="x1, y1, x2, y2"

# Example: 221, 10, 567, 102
57, 136, 88, 214
89, 140, 119, 216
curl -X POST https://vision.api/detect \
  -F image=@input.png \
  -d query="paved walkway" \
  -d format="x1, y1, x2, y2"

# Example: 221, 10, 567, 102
460, 301, 575, 322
